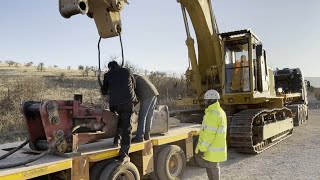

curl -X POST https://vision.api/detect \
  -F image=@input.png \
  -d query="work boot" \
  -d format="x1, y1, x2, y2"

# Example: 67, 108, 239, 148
144, 132, 150, 141
113, 128, 122, 148
113, 137, 121, 148
131, 136, 144, 143
117, 156, 130, 165
113, 142, 120, 148
118, 145, 130, 165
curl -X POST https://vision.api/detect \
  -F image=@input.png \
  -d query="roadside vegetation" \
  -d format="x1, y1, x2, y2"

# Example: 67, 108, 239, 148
0, 60, 188, 143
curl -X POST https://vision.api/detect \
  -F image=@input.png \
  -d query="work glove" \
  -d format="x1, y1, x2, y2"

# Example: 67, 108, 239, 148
197, 151, 205, 157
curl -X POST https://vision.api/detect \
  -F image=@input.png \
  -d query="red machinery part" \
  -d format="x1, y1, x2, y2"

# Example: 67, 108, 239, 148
21, 100, 118, 154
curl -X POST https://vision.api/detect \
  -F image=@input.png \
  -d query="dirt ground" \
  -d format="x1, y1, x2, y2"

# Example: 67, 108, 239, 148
184, 109, 320, 180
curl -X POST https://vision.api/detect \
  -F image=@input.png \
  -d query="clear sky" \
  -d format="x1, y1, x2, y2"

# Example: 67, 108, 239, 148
1, 1, 319, 76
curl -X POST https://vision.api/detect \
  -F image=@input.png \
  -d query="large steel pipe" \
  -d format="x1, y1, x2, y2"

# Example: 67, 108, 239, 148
59, 0, 89, 18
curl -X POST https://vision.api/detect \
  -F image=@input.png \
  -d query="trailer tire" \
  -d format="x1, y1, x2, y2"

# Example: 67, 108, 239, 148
149, 147, 161, 180
297, 108, 302, 125
306, 106, 309, 120
155, 145, 186, 180
99, 161, 140, 180
90, 159, 114, 180
302, 107, 306, 123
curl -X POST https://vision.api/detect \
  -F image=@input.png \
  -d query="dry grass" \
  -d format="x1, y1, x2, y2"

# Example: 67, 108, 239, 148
0, 63, 187, 144
0, 63, 95, 77
0, 64, 101, 143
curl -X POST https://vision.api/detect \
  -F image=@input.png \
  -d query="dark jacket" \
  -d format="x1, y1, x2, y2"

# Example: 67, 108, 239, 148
101, 67, 137, 106
133, 74, 159, 101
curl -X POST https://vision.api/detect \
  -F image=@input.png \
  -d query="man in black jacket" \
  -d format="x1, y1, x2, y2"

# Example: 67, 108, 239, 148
101, 61, 137, 165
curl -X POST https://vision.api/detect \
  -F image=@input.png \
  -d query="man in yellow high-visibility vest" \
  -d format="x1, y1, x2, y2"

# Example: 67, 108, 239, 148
195, 89, 227, 180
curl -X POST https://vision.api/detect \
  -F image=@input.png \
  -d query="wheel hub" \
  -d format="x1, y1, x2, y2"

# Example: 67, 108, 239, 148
116, 170, 135, 180
168, 154, 183, 177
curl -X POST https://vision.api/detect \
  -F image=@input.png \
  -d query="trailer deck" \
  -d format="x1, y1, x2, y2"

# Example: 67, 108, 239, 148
0, 123, 200, 180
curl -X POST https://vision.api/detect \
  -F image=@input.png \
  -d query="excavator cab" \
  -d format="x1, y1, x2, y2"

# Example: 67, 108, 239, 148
221, 29, 275, 105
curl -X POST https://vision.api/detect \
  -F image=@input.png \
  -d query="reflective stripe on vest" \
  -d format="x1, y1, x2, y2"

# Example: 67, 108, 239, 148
208, 147, 226, 152
202, 125, 225, 133
199, 141, 210, 147
208, 110, 222, 118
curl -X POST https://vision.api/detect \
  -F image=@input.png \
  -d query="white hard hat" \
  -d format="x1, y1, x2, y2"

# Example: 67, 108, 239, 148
204, 89, 220, 100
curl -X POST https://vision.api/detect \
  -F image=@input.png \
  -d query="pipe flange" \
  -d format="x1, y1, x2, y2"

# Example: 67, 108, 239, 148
56, 140, 68, 154
54, 130, 67, 154
55, 130, 65, 139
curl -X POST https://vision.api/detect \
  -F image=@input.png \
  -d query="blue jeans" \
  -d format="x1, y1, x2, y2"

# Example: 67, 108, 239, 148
136, 96, 157, 137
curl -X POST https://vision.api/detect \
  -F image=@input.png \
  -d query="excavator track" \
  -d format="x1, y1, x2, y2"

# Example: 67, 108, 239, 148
229, 108, 293, 154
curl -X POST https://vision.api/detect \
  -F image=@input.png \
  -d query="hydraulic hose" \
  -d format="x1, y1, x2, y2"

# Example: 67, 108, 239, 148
0, 133, 74, 169
0, 139, 30, 160
72, 124, 87, 133
0, 150, 51, 169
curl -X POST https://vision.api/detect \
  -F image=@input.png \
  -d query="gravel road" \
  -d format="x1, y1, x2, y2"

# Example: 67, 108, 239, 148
184, 109, 320, 180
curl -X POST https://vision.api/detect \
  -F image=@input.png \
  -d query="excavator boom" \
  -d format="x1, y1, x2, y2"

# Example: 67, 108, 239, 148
59, 0, 223, 99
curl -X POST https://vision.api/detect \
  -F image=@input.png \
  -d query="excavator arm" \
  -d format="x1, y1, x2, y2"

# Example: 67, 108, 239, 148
59, 0, 125, 38
59, 0, 223, 100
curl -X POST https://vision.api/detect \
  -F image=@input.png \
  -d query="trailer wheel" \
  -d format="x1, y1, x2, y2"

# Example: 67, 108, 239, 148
298, 106, 306, 125
297, 108, 302, 125
302, 107, 307, 123
150, 147, 161, 180
155, 145, 186, 180
90, 159, 114, 180
99, 161, 140, 180
306, 108, 309, 120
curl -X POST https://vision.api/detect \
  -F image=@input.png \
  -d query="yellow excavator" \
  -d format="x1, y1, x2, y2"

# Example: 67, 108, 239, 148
59, 0, 294, 154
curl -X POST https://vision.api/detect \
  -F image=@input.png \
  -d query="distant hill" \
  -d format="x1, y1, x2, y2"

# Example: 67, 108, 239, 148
0, 63, 92, 77
306, 77, 320, 88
